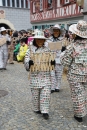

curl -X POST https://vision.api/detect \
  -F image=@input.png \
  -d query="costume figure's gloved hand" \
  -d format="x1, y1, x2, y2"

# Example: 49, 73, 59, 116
29, 60, 34, 69
7, 41, 11, 45
61, 46, 66, 52
51, 60, 55, 66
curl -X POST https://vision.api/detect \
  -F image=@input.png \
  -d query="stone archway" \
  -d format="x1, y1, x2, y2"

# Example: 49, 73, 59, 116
0, 23, 10, 29
0, 19, 15, 30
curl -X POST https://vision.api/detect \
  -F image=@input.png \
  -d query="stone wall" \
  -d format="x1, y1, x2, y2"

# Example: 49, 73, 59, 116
0, 7, 32, 31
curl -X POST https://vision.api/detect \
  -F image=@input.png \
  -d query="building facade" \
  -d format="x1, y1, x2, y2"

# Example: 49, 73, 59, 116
83, 0, 87, 21
0, 0, 32, 31
30, 0, 84, 30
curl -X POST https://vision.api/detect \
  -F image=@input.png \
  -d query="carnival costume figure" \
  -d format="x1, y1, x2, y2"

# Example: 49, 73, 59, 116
24, 30, 55, 120
0, 27, 11, 70
45, 24, 66, 93
61, 20, 87, 122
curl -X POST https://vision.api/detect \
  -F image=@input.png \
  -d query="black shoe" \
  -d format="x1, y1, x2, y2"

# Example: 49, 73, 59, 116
9, 62, 14, 64
51, 90, 55, 93
55, 89, 60, 92
74, 115, 83, 122
0, 68, 3, 70
34, 111, 41, 114
3, 68, 7, 70
43, 113, 49, 120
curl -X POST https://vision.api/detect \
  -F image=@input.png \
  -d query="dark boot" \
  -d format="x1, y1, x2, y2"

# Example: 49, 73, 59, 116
34, 111, 41, 114
3, 68, 7, 70
43, 113, 49, 120
74, 115, 83, 122
55, 89, 60, 92
0, 68, 3, 70
51, 90, 55, 93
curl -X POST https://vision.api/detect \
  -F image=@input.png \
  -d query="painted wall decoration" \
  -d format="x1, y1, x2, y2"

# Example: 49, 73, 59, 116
30, 1, 82, 23
0, 10, 5, 19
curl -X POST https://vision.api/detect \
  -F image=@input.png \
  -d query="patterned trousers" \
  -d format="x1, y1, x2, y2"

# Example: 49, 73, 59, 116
51, 64, 63, 90
69, 81, 87, 117
0, 44, 8, 69
31, 86, 51, 113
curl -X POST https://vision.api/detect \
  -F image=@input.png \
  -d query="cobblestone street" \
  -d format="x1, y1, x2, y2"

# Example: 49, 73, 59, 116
0, 62, 87, 130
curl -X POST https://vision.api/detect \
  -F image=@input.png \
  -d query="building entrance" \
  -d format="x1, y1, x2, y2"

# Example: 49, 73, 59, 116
0, 23, 10, 29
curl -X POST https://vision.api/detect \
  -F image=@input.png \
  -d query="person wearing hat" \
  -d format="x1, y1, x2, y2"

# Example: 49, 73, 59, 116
24, 30, 54, 120
0, 27, 11, 70
60, 20, 87, 122
45, 24, 66, 93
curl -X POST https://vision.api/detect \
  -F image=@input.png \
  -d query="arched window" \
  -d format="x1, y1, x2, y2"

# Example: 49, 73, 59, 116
16, 0, 19, 7
40, 0, 43, 11
48, 0, 52, 8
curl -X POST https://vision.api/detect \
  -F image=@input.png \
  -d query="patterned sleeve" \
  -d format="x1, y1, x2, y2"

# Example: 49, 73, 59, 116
24, 49, 30, 71
6, 34, 11, 41
60, 44, 73, 67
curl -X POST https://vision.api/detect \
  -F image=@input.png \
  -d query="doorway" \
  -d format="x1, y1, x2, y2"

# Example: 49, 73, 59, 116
0, 23, 10, 29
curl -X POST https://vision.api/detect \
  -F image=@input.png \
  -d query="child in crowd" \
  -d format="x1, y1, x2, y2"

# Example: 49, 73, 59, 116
13, 39, 20, 61
17, 38, 28, 62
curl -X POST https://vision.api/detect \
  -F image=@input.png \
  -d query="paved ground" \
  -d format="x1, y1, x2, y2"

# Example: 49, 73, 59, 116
0, 62, 87, 130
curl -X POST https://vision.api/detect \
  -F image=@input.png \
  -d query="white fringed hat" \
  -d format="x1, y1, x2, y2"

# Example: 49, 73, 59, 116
69, 20, 87, 38
32, 29, 39, 35
33, 30, 47, 40
50, 24, 65, 35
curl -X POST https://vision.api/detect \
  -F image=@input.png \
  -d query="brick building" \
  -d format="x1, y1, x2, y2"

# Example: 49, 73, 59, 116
30, 0, 84, 30
0, 0, 32, 31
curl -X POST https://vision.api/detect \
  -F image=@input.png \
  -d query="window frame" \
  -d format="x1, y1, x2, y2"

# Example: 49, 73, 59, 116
21, 0, 24, 8
16, 0, 19, 7
47, 0, 53, 9
32, 2, 36, 13
40, 0, 43, 11
2, 0, 6, 6
65, 0, 69, 4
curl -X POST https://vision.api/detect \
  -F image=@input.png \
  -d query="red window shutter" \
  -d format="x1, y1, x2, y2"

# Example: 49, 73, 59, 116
60, 0, 64, 5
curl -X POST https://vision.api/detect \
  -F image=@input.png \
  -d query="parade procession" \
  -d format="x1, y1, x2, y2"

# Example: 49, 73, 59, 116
1, 0, 87, 130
